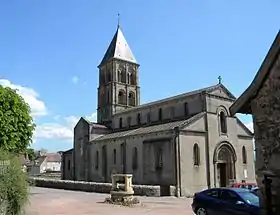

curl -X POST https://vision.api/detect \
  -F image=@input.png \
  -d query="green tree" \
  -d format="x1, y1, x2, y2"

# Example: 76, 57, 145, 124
0, 86, 35, 154
26, 148, 36, 161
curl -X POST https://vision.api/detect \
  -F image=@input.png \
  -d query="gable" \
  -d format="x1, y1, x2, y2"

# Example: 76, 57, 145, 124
236, 118, 254, 137
180, 113, 206, 132
208, 85, 236, 100
74, 117, 89, 131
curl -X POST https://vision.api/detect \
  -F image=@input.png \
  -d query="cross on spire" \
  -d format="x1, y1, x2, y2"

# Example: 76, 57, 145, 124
117, 13, 120, 28
218, 76, 222, 84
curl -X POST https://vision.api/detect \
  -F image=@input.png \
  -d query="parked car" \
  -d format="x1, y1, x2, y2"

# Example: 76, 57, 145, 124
230, 182, 257, 190
192, 187, 259, 215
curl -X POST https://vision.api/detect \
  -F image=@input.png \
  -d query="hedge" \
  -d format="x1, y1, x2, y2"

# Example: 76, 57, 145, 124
29, 177, 176, 197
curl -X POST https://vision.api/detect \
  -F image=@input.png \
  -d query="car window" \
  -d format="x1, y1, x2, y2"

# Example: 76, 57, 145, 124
239, 191, 259, 206
221, 190, 240, 203
204, 189, 220, 198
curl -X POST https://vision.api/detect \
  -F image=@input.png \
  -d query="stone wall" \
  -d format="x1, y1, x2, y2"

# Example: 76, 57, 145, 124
29, 177, 177, 197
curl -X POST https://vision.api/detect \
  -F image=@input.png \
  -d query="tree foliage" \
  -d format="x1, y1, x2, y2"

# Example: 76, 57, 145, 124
0, 86, 35, 154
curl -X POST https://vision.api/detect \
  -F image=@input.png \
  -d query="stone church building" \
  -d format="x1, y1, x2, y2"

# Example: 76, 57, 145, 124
62, 25, 255, 196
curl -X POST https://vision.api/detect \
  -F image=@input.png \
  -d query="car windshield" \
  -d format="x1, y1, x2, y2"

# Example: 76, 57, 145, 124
239, 191, 259, 206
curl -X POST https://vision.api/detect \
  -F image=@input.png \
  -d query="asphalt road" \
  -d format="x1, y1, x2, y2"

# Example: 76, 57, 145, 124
25, 187, 195, 215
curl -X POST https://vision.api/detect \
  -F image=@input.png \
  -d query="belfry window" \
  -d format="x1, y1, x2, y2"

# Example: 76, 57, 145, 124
118, 90, 126, 105
128, 92, 136, 106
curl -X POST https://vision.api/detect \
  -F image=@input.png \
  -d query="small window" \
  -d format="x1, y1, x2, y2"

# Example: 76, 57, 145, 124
127, 116, 132, 127
242, 146, 247, 164
193, 143, 200, 166
158, 108, 162, 121
95, 151, 99, 169
170, 106, 175, 118
184, 102, 189, 116
147, 113, 151, 124
220, 111, 227, 133
132, 147, 138, 170
155, 148, 163, 170
137, 113, 141, 125
67, 160, 71, 170
113, 149, 117, 164
119, 117, 123, 128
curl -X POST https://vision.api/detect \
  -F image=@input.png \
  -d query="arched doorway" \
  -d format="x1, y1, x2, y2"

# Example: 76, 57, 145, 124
213, 142, 237, 187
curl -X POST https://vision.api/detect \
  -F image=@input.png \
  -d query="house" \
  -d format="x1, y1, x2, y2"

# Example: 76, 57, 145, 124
230, 30, 280, 214
27, 152, 61, 175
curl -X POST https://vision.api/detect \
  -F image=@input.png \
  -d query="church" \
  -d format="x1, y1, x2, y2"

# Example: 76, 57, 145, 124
61, 24, 255, 196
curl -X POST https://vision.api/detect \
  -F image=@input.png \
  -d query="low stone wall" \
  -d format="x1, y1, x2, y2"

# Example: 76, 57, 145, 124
29, 177, 176, 197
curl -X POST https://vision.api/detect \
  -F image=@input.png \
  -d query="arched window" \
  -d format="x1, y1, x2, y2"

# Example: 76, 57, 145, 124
127, 116, 132, 127
128, 92, 136, 106
155, 148, 163, 170
137, 113, 141, 125
127, 73, 131, 84
184, 102, 189, 116
118, 70, 122, 82
147, 113, 151, 124
132, 147, 138, 170
131, 73, 136, 85
121, 71, 126, 83
242, 146, 247, 164
95, 151, 99, 169
170, 106, 175, 118
113, 149, 116, 164
193, 143, 200, 166
158, 108, 162, 121
220, 111, 227, 134
118, 90, 126, 105
119, 117, 123, 128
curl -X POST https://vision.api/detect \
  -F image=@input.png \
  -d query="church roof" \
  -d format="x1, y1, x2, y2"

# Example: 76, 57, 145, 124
99, 26, 137, 67
93, 112, 206, 141
230, 30, 280, 115
114, 83, 235, 115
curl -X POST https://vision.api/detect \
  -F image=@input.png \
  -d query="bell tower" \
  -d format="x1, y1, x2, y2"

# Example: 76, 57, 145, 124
97, 25, 140, 126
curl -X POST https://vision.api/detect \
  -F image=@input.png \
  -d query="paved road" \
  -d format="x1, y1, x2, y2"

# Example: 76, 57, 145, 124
25, 187, 194, 215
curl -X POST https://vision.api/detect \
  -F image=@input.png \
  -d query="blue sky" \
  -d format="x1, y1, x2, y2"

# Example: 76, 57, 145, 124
0, 1, 279, 152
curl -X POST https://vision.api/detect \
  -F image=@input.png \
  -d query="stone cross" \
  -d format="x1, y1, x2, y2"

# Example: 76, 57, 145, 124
218, 76, 222, 84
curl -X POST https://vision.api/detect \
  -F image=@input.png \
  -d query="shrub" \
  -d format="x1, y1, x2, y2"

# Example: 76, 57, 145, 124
0, 151, 29, 215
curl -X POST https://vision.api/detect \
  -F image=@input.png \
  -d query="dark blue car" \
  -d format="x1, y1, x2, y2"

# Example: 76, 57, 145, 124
191, 187, 259, 215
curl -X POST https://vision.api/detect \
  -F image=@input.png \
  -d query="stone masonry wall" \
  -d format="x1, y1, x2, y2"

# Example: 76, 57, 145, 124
251, 53, 280, 214
29, 177, 177, 197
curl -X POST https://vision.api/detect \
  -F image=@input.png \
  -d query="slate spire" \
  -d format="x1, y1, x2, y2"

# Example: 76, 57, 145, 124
98, 24, 137, 67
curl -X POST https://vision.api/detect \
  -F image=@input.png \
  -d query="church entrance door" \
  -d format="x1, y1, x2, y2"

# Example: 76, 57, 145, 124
214, 143, 236, 187
218, 163, 227, 187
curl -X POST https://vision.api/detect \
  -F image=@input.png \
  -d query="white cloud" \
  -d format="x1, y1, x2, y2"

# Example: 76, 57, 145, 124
245, 122, 254, 132
71, 76, 79, 84
34, 123, 73, 140
0, 79, 47, 117
34, 112, 97, 142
